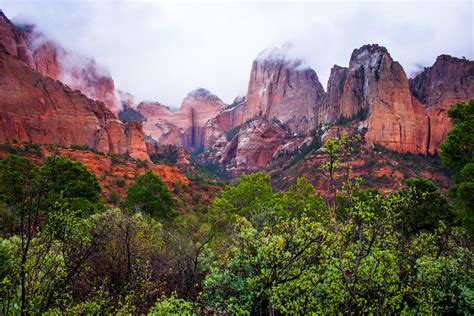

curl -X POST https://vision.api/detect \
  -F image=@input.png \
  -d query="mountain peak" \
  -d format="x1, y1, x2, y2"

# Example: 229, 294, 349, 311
185, 88, 221, 102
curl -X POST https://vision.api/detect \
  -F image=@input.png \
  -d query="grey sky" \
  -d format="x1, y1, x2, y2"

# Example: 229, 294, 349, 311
0, 0, 472, 108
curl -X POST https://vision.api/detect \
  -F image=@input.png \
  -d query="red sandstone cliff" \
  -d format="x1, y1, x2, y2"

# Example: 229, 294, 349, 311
203, 46, 326, 150
207, 118, 291, 174
0, 45, 148, 160
0, 11, 120, 113
410, 55, 474, 155
246, 47, 326, 134
323, 44, 429, 154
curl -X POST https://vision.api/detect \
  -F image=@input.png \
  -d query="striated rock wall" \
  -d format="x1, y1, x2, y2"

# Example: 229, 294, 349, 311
207, 118, 291, 174
322, 65, 348, 123
410, 55, 474, 155
202, 46, 326, 163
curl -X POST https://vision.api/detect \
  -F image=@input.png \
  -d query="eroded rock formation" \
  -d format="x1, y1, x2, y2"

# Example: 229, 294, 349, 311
135, 88, 226, 151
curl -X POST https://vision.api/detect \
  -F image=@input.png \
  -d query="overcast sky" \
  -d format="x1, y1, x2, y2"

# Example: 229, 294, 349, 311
1, 0, 472, 108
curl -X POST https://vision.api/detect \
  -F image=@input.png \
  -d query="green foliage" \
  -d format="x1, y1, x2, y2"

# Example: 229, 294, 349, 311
124, 170, 174, 220
41, 156, 103, 216
203, 215, 330, 314
397, 178, 455, 235
0, 131, 472, 314
0, 154, 38, 207
212, 172, 273, 218
225, 119, 254, 142
0, 142, 43, 157
107, 191, 122, 205
149, 293, 193, 315
335, 107, 369, 126
225, 124, 243, 141
70, 144, 104, 156
113, 176, 126, 187
0, 239, 11, 280
441, 100, 474, 173
150, 144, 179, 165
441, 100, 474, 236
287, 131, 322, 166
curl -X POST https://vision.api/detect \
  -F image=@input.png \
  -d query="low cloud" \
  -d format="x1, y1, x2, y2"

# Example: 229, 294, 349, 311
1, 0, 472, 108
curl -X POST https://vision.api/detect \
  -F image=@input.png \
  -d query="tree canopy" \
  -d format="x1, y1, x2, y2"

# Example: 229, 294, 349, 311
124, 169, 174, 220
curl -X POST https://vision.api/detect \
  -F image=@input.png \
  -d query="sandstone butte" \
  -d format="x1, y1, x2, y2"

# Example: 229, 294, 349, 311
1, 8, 473, 177
0, 11, 120, 114
204, 44, 473, 173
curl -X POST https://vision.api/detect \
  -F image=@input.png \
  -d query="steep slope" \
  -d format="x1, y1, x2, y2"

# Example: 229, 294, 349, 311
202, 46, 326, 174
410, 55, 474, 155
0, 45, 148, 160
207, 118, 291, 174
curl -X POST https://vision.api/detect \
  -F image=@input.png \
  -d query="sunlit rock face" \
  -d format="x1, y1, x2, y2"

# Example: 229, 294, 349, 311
323, 44, 429, 154
410, 55, 474, 155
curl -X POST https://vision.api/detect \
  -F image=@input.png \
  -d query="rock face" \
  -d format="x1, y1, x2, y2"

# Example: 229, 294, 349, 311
0, 44, 148, 161
202, 47, 326, 172
176, 88, 227, 150
410, 55, 474, 155
136, 88, 226, 151
0, 11, 120, 113
203, 96, 248, 149
137, 101, 181, 146
246, 48, 326, 134
321, 65, 348, 123
208, 119, 291, 173
323, 44, 429, 154
0, 11, 34, 67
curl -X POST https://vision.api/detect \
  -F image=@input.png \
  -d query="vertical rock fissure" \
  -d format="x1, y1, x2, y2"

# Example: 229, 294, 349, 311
426, 115, 431, 156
